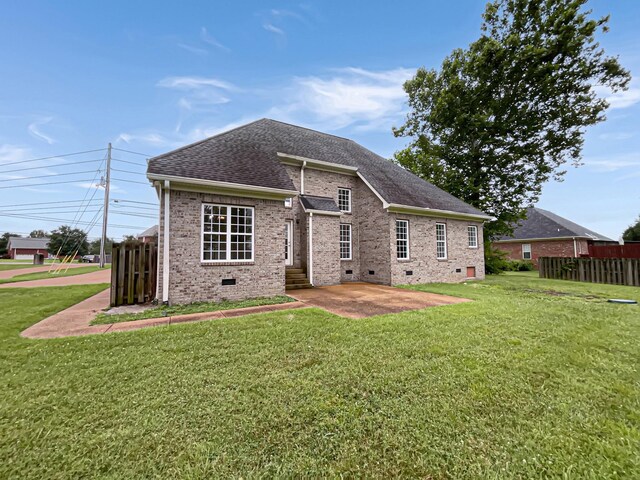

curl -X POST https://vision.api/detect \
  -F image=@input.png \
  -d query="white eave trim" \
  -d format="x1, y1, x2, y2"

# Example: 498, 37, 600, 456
356, 172, 388, 207
147, 174, 297, 198
386, 203, 492, 221
277, 152, 359, 175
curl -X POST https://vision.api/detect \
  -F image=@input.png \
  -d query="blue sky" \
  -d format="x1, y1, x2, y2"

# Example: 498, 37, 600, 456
1, 0, 638, 240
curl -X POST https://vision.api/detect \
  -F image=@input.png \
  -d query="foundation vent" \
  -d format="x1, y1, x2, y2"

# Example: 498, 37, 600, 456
221, 278, 236, 286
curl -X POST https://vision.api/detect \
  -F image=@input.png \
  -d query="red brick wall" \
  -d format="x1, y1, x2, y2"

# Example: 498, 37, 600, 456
493, 239, 589, 267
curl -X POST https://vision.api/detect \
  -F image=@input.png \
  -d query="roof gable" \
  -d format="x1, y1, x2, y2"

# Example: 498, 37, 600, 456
7, 237, 50, 250
498, 207, 614, 241
148, 119, 486, 217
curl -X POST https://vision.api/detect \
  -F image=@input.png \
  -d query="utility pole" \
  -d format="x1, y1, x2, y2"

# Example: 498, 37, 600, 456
99, 142, 112, 268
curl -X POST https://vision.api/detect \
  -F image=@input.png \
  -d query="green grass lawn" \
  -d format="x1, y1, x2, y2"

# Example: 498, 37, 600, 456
0, 265, 107, 284
0, 263, 40, 272
92, 295, 296, 325
0, 275, 638, 478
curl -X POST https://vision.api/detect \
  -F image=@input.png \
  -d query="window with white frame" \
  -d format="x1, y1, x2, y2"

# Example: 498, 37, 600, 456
468, 225, 478, 248
396, 220, 409, 259
202, 204, 254, 262
340, 224, 352, 260
284, 197, 292, 208
522, 243, 531, 260
436, 223, 447, 259
338, 188, 351, 213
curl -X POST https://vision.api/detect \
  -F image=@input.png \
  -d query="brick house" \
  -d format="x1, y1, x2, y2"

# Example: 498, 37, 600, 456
493, 207, 616, 267
146, 119, 490, 305
6, 237, 50, 260
137, 225, 158, 244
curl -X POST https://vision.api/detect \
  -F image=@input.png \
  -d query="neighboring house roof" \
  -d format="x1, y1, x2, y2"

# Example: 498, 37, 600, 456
299, 195, 341, 214
147, 118, 487, 218
7, 237, 50, 250
138, 225, 158, 238
496, 207, 614, 242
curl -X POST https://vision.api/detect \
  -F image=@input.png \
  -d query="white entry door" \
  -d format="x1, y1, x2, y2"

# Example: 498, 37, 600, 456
285, 220, 293, 266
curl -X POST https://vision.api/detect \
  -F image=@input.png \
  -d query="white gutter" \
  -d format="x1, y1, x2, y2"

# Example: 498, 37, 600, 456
308, 212, 313, 286
147, 174, 297, 197
300, 160, 306, 194
495, 236, 593, 244
386, 203, 492, 221
162, 180, 170, 304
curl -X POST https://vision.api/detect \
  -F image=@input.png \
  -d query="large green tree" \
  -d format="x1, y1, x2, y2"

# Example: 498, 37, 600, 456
29, 229, 48, 238
48, 225, 89, 257
89, 237, 113, 255
394, 0, 630, 238
0, 232, 21, 257
622, 215, 640, 242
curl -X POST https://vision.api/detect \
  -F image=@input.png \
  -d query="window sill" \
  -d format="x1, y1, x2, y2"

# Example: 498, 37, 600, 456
397, 258, 411, 262
340, 258, 353, 262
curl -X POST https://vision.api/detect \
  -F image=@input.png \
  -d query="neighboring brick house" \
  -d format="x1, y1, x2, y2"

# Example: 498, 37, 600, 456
493, 207, 616, 267
6, 237, 50, 260
137, 225, 158, 244
146, 119, 490, 305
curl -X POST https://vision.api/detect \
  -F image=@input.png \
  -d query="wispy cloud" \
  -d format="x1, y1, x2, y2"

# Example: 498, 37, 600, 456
177, 43, 208, 56
157, 76, 237, 113
585, 153, 640, 172
200, 27, 230, 52
115, 132, 181, 149
598, 132, 635, 141
270, 67, 414, 131
27, 117, 56, 144
263, 23, 285, 36
0, 144, 32, 165
606, 88, 640, 109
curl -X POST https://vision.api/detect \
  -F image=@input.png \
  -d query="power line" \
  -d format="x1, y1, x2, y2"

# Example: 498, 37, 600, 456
112, 157, 147, 167
0, 179, 98, 189
0, 148, 106, 167
111, 167, 147, 176
0, 158, 103, 174
111, 177, 149, 185
0, 199, 106, 208
0, 213, 143, 230
0, 170, 99, 183
112, 199, 158, 206
112, 147, 151, 157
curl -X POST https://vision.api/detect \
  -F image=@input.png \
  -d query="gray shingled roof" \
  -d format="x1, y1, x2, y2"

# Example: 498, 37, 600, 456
7, 237, 49, 250
299, 195, 341, 213
137, 225, 158, 238
148, 118, 486, 217
497, 207, 614, 241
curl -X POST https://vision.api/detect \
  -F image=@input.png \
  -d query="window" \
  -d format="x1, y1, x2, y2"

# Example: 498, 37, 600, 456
202, 204, 254, 262
340, 224, 352, 260
468, 225, 478, 248
396, 220, 409, 259
522, 243, 531, 260
338, 188, 351, 213
284, 197, 292, 208
436, 223, 447, 259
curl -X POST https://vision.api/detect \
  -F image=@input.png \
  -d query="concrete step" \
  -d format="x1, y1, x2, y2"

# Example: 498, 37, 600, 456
285, 268, 304, 274
285, 283, 313, 290
285, 273, 308, 280
286, 277, 310, 285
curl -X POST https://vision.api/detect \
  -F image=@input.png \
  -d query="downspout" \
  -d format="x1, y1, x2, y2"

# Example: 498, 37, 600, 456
300, 160, 307, 194
155, 182, 162, 300
308, 212, 313, 286
162, 180, 170, 304
573, 237, 577, 257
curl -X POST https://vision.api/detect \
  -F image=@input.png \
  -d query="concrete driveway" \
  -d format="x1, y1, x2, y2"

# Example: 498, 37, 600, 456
288, 282, 469, 318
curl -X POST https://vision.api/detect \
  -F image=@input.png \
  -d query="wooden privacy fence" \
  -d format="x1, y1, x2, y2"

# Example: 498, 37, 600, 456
539, 256, 640, 287
110, 242, 158, 307
587, 243, 640, 259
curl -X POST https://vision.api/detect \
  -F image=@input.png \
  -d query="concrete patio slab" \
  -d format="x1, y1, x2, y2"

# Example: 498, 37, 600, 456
288, 282, 470, 318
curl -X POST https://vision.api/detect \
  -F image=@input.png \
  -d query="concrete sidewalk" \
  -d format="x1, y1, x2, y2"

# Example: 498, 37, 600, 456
0, 268, 111, 288
21, 290, 308, 339
0, 263, 89, 280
